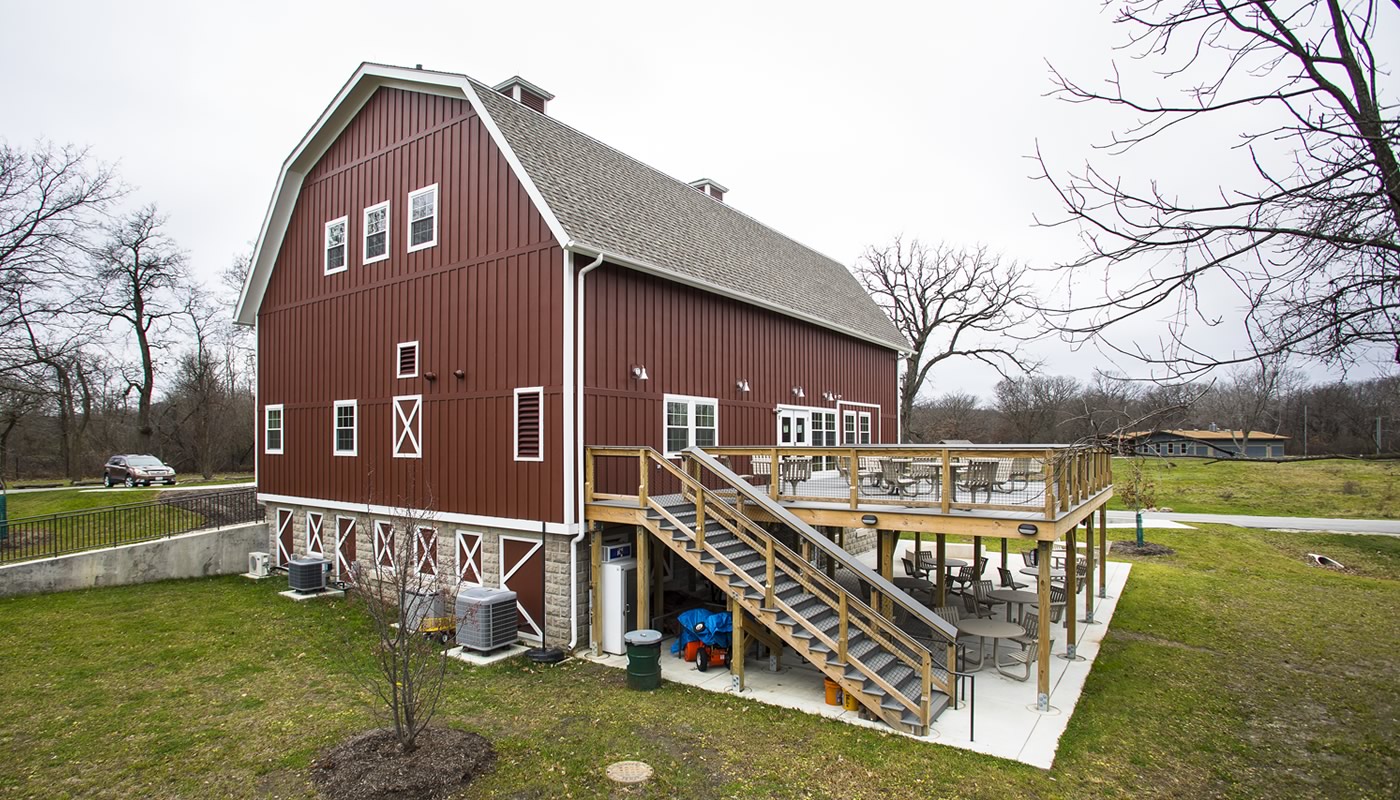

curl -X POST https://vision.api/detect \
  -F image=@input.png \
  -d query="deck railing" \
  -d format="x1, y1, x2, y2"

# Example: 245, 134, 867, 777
588, 444, 1111, 520
0, 487, 261, 565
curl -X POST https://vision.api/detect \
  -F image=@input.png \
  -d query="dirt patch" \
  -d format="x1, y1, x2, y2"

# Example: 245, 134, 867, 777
1111, 540, 1176, 557
310, 726, 495, 800
1111, 629, 1215, 654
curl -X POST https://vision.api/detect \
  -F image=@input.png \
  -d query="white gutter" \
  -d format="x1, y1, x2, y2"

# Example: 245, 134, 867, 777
567, 248, 607, 650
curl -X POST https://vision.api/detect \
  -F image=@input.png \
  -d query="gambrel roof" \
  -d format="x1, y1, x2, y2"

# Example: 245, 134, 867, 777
236, 64, 908, 353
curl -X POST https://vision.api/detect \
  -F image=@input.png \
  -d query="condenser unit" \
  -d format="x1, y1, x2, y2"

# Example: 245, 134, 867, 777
288, 557, 330, 593
247, 552, 271, 578
455, 586, 519, 652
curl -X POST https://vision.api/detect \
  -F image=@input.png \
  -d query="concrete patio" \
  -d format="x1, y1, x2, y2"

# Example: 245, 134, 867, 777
583, 541, 1136, 768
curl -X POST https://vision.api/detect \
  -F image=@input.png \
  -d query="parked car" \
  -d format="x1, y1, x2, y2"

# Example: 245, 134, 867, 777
103, 455, 178, 487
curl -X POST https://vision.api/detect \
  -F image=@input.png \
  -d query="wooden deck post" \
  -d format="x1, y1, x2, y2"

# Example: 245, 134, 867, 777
940, 449, 953, 514
1099, 504, 1108, 599
636, 525, 650, 630
1037, 538, 1052, 711
972, 536, 982, 580
1084, 516, 1097, 625
1000, 537, 1008, 575
731, 592, 746, 691
935, 534, 947, 607
769, 448, 780, 501
591, 526, 603, 656
1063, 528, 1080, 660
1042, 450, 1056, 519
881, 529, 894, 618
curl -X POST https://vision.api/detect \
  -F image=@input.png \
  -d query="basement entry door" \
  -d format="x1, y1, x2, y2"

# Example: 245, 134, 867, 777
499, 535, 545, 641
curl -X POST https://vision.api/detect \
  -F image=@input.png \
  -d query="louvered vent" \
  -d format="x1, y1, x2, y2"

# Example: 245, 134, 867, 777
397, 342, 418, 378
515, 389, 542, 461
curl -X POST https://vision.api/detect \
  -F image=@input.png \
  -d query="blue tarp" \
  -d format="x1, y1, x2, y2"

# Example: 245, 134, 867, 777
670, 608, 733, 655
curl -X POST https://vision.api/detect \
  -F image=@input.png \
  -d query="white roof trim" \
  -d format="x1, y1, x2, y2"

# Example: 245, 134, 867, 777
491, 75, 555, 102
234, 63, 569, 325
566, 243, 912, 355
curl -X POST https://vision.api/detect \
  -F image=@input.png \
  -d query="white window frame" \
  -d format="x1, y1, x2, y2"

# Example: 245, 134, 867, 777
333, 399, 358, 457
406, 184, 438, 253
362, 201, 390, 265
514, 386, 544, 462
306, 511, 324, 557
373, 520, 396, 570
264, 404, 284, 455
324, 216, 348, 275
393, 394, 423, 459
396, 341, 419, 379
663, 394, 718, 458
812, 409, 838, 448
842, 409, 874, 445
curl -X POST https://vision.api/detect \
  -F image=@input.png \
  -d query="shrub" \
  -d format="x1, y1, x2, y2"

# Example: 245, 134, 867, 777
1341, 480, 1362, 495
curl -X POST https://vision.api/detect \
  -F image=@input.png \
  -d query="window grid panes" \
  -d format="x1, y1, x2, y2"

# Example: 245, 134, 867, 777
663, 396, 718, 456
409, 186, 437, 250
265, 407, 283, 453
325, 218, 347, 273
334, 402, 356, 455
364, 203, 388, 262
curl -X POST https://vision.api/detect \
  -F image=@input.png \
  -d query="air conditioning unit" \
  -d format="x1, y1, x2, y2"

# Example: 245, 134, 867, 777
247, 552, 271, 578
288, 557, 330, 593
455, 586, 519, 652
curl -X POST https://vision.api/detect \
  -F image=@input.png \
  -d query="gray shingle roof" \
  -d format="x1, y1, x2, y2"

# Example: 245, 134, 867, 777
471, 81, 908, 352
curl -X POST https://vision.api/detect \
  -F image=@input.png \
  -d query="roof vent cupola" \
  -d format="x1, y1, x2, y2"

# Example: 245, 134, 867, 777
688, 178, 728, 202
493, 76, 555, 114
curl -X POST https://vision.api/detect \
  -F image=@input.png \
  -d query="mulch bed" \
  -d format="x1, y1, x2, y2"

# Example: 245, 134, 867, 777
310, 726, 495, 800
1110, 541, 1177, 557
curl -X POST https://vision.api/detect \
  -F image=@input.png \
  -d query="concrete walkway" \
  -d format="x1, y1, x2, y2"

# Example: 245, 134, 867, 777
1105, 509, 1400, 536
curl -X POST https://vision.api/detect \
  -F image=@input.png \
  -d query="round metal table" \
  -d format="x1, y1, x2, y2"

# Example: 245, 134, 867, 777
917, 554, 968, 570
1019, 567, 1065, 580
954, 617, 1025, 671
987, 588, 1039, 621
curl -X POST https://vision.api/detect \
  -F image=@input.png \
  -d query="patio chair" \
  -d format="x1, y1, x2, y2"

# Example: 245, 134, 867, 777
910, 458, 941, 495
947, 564, 975, 595
997, 611, 1045, 681
999, 457, 1037, 493
970, 579, 1006, 619
857, 457, 883, 488
1020, 548, 1038, 569
779, 457, 813, 495
956, 460, 998, 503
934, 605, 961, 625
997, 566, 1028, 590
901, 556, 919, 578
975, 555, 989, 579
880, 458, 916, 496
750, 455, 772, 486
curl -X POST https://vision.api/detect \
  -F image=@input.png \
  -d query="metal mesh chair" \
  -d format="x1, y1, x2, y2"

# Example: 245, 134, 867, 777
970, 579, 1005, 619
948, 564, 975, 595
997, 610, 1045, 681
998, 566, 1028, 590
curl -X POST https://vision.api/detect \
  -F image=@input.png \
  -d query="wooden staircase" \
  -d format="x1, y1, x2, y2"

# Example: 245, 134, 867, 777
635, 448, 960, 735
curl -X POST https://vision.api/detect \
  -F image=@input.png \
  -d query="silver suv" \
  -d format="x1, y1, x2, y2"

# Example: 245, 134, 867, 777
103, 454, 178, 487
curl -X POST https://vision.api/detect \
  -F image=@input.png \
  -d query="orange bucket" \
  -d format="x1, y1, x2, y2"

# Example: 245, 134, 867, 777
843, 689, 860, 711
823, 678, 842, 706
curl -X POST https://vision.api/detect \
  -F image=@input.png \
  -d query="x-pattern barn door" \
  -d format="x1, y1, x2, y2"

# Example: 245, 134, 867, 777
499, 535, 544, 640
275, 508, 293, 566
456, 530, 482, 586
335, 516, 357, 579
306, 512, 323, 555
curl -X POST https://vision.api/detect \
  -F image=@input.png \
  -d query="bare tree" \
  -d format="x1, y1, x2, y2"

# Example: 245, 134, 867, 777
855, 238, 1038, 439
87, 206, 190, 452
994, 374, 1082, 442
1036, 0, 1399, 377
1198, 353, 1303, 454
345, 494, 462, 754
0, 142, 119, 377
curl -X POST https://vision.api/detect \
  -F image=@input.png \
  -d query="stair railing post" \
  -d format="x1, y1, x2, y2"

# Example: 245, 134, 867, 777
921, 653, 932, 729
764, 536, 776, 608
1042, 450, 1055, 520
769, 448, 780, 501
848, 449, 859, 509
940, 449, 953, 513
638, 449, 649, 508
837, 591, 848, 663
695, 487, 706, 551
584, 447, 595, 504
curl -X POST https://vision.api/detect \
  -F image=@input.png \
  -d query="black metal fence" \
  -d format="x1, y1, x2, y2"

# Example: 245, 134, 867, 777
0, 487, 261, 565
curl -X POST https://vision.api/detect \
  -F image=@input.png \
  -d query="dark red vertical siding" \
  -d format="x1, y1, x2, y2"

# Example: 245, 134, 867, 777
257, 88, 563, 521
583, 261, 900, 456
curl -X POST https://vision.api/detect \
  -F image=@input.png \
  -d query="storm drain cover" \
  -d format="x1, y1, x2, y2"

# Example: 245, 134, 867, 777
606, 760, 654, 784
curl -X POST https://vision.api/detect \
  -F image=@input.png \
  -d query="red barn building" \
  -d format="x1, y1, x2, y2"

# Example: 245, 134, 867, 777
235, 63, 904, 649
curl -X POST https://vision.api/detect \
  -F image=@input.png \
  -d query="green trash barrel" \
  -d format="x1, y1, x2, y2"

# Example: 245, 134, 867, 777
0, 491, 7, 543
623, 629, 662, 690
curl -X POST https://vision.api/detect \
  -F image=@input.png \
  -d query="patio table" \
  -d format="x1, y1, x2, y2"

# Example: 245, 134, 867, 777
1019, 567, 1065, 580
987, 588, 1039, 622
917, 554, 968, 571
954, 617, 1025, 671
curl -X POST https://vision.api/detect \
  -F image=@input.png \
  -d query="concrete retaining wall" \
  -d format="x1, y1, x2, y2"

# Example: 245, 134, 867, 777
0, 522, 266, 599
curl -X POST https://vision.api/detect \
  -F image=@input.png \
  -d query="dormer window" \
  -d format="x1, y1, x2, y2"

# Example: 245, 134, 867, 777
407, 185, 437, 252
363, 201, 389, 264
397, 341, 419, 379
324, 216, 348, 274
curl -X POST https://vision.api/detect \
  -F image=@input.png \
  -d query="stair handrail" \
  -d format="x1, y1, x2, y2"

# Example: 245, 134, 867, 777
683, 447, 960, 645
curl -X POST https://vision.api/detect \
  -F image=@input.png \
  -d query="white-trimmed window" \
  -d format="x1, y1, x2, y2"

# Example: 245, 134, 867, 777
843, 410, 873, 445
393, 394, 423, 458
373, 520, 395, 569
324, 216, 348, 274
363, 201, 390, 264
812, 411, 837, 447
415, 526, 437, 576
306, 511, 324, 556
397, 341, 419, 379
407, 184, 438, 252
264, 404, 284, 454
333, 400, 358, 456
515, 387, 543, 461
663, 394, 718, 457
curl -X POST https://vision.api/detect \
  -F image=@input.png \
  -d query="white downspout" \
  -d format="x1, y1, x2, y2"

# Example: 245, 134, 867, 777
567, 249, 606, 650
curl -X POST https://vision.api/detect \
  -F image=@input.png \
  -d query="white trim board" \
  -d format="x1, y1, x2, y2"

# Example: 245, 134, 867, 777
256, 493, 569, 534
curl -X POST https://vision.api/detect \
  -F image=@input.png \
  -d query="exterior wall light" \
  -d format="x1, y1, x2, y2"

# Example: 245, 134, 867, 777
736, 380, 751, 392
822, 391, 841, 402
631, 365, 649, 381
1018, 523, 1039, 536
860, 514, 878, 526
792, 386, 805, 399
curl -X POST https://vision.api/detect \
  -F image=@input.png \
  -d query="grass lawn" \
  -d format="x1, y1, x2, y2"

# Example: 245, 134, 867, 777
1108, 457, 1400, 519
5, 476, 254, 520
0, 525, 1395, 799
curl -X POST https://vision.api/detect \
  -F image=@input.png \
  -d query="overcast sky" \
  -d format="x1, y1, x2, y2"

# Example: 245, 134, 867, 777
3, 1, 1395, 400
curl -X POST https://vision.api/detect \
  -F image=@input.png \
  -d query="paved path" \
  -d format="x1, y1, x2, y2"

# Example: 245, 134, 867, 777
1105, 510, 1400, 536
